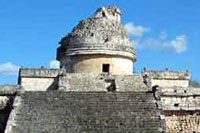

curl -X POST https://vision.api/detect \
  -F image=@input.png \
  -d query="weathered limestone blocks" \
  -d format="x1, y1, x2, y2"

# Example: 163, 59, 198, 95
18, 68, 148, 92
93, 6, 121, 22
164, 111, 200, 133
161, 96, 200, 111
161, 86, 200, 94
143, 70, 190, 88
143, 70, 190, 80
0, 85, 19, 95
0, 97, 9, 110
19, 68, 60, 78
58, 6, 134, 56
0, 85, 19, 109
113, 75, 148, 92
19, 68, 59, 91
5, 96, 22, 133
161, 87, 200, 111
58, 72, 148, 92
5, 91, 164, 133
0, 85, 18, 133
58, 73, 106, 91
160, 86, 200, 132
57, 6, 136, 75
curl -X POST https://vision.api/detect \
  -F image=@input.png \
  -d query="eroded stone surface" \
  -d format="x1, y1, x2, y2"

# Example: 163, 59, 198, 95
0, 85, 17, 133
164, 111, 200, 133
6, 91, 164, 133
0, 5, 199, 133
143, 70, 190, 88
58, 6, 134, 56
57, 6, 135, 75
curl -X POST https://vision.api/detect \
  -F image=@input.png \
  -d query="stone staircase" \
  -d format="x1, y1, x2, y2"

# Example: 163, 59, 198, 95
7, 91, 164, 133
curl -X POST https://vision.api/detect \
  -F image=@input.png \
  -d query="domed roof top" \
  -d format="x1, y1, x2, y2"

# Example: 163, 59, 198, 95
57, 6, 136, 61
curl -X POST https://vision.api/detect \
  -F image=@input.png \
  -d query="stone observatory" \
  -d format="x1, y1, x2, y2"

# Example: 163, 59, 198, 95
1, 6, 200, 133
57, 6, 136, 75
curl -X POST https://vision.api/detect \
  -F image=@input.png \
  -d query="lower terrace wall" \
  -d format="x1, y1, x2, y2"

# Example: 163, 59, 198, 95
164, 111, 200, 133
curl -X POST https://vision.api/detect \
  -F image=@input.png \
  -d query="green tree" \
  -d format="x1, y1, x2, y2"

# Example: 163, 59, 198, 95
189, 80, 200, 87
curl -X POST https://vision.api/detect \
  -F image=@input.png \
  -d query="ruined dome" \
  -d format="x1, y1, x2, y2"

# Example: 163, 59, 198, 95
57, 6, 136, 61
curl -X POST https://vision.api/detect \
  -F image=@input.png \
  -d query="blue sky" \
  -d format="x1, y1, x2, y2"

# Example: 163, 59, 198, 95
0, 0, 200, 84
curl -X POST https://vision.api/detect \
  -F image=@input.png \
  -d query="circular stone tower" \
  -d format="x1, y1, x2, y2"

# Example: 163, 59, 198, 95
57, 6, 136, 75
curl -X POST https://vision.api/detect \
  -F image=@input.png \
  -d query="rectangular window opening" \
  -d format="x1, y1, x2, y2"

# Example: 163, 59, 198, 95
102, 64, 110, 73
174, 103, 179, 107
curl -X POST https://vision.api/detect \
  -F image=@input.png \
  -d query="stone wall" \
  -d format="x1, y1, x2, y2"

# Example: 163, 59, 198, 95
161, 87, 200, 111
113, 75, 148, 92
160, 87, 200, 132
143, 70, 190, 88
60, 54, 133, 75
58, 73, 148, 92
164, 111, 200, 133
161, 96, 200, 111
0, 85, 18, 133
20, 78, 58, 91
143, 70, 190, 80
19, 69, 147, 92
152, 79, 189, 88
19, 68, 60, 77
58, 73, 106, 91
19, 68, 59, 91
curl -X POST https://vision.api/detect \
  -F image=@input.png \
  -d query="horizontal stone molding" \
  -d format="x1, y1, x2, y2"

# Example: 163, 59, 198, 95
143, 70, 190, 80
19, 68, 60, 78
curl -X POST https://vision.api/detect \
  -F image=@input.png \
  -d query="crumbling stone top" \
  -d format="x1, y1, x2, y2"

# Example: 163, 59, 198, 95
143, 70, 190, 80
0, 85, 19, 95
57, 6, 135, 60
93, 6, 121, 22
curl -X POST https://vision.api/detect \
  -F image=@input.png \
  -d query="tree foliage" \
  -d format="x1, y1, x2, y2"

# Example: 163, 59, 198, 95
189, 80, 200, 88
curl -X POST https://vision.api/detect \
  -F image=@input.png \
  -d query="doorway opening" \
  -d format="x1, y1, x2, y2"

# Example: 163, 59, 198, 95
102, 64, 110, 73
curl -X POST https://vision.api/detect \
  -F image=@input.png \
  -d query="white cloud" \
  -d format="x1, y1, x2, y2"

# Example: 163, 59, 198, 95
132, 39, 140, 48
160, 32, 168, 39
49, 60, 60, 69
136, 34, 187, 54
124, 22, 150, 37
0, 62, 20, 76
171, 35, 187, 53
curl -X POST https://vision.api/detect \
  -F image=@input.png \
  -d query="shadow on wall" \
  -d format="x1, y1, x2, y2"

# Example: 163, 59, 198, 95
0, 94, 16, 132
47, 77, 59, 91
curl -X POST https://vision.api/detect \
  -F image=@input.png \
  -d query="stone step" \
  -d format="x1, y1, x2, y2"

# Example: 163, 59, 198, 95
9, 91, 163, 133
